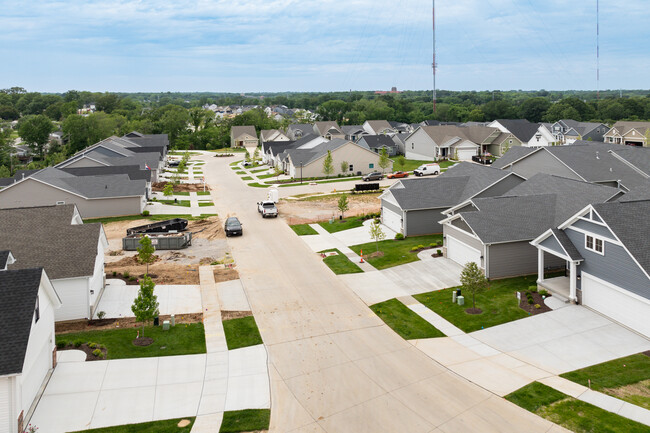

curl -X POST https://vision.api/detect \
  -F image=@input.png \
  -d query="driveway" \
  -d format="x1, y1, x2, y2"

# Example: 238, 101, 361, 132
95, 280, 202, 319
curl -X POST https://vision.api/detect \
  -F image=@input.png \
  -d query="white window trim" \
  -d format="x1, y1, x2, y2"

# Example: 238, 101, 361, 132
585, 234, 605, 255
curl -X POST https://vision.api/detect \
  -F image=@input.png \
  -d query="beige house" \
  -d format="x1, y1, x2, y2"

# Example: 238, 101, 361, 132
231, 126, 259, 147
405, 125, 502, 161
313, 121, 345, 139
363, 120, 394, 135
260, 129, 290, 145
604, 121, 650, 147
285, 139, 392, 178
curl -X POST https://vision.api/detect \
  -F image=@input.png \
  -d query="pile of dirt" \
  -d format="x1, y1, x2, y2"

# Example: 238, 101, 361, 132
56, 312, 204, 334
221, 311, 252, 320
152, 182, 211, 192
108, 255, 162, 267
132, 337, 154, 347
188, 216, 224, 240
214, 266, 239, 283
105, 262, 200, 285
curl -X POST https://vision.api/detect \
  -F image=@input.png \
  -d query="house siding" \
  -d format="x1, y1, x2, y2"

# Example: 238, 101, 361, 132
405, 208, 445, 236
0, 377, 13, 433
381, 200, 402, 216
508, 150, 582, 180
294, 143, 390, 178
539, 235, 566, 257
565, 228, 650, 299
570, 219, 617, 241
444, 225, 483, 251
488, 241, 565, 279
405, 129, 436, 161
52, 277, 90, 321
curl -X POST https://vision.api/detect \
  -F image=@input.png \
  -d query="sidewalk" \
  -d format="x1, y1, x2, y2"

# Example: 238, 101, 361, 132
309, 223, 376, 272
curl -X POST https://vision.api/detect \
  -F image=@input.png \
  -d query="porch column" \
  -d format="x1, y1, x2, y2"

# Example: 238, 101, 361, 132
537, 249, 545, 283
569, 261, 577, 304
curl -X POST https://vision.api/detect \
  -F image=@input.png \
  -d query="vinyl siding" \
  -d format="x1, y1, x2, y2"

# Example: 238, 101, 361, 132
571, 219, 617, 241
509, 150, 582, 180
381, 199, 402, 216
52, 277, 89, 321
451, 218, 473, 233
404, 208, 445, 236
473, 175, 524, 199
296, 142, 390, 178
488, 242, 566, 279
405, 128, 436, 161
444, 225, 483, 251
565, 229, 650, 300
539, 235, 566, 257
0, 377, 12, 433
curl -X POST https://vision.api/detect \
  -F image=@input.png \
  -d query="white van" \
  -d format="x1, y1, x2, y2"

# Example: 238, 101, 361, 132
413, 163, 441, 176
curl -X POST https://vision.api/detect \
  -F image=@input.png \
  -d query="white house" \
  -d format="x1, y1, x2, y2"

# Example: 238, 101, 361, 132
0, 264, 61, 433
404, 125, 500, 161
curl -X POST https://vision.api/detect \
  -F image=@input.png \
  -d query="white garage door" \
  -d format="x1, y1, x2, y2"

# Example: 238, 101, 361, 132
382, 206, 403, 234
582, 273, 650, 337
456, 147, 477, 161
0, 378, 11, 433
447, 236, 482, 267
20, 341, 51, 412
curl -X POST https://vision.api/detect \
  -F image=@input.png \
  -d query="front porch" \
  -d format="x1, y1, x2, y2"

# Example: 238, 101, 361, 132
538, 276, 571, 302
536, 249, 579, 304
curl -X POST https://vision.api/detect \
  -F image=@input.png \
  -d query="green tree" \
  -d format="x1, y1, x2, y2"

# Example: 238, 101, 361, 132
322, 150, 334, 177
395, 155, 406, 171
18, 115, 54, 158
163, 183, 174, 196
340, 160, 349, 175
459, 261, 489, 310
131, 275, 159, 337
137, 235, 156, 274
0, 165, 9, 178
171, 173, 181, 185
519, 97, 551, 123
337, 194, 349, 219
317, 100, 348, 123
369, 220, 386, 252
95, 92, 120, 113
273, 166, 283, 180
189, 107, 208, 131
378, 147, 391, 173
253, 147, 260, 162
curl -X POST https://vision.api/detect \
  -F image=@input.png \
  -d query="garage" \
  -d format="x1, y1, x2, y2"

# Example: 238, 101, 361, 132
0, 378, 11, 433
381, 205, 403, 234
455, 146, 478, 161
447, 235, 482, 267
582, 272, 650, 337
20, 340, 51, 411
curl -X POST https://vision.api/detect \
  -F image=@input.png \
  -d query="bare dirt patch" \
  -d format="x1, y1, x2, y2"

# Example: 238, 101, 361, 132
604, 380, 650, 409
366, 251, 385, 259
465, 308, 483, 315
279, 193, 381, 224
221, 310, 252, 320
152, 182, 211, 192
56, 313, 203, 334
132, 337, 154, 346
105, 262, 200, 285
188, 216, 224, 240
214, 267, 239, 283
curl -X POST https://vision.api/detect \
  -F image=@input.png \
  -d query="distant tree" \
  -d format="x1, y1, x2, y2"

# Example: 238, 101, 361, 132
322, 150, 334, 177
395, 155, 406, 171
0, 105, 19, 120
0, 165, 9, 178
317, 100, 348, 123
137, 235, 156, 274
131, 275, 159, 337
519, 97, 551, 123
460, 262, 489, 311
340, 160, 349, 174
163, 183, 174, 196
189, 107, 208, 131
378, 147, 391, 173
95, 92, 120, 114
18, 115, 54, 158
369, 220, 386, 252
337, 195, 349, 219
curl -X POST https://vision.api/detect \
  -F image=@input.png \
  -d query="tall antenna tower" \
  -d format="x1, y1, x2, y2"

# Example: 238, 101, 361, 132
596, 0, 600, 99
432, 0, 436, 113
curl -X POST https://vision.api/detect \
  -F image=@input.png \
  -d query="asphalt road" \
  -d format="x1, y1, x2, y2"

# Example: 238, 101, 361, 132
203, 152, 563, 433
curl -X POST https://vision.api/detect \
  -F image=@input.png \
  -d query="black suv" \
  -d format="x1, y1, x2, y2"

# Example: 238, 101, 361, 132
362, 172, 384, 181
224, 217, 243, 236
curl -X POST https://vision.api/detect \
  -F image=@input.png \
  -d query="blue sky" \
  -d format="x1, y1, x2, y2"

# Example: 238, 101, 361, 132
1, 0, 648, 92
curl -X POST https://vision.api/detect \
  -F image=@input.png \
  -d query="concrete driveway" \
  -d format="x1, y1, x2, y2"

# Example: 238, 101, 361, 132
95, 280, 202, 319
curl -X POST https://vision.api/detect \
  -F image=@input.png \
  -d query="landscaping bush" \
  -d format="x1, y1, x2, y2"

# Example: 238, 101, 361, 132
528, 285, 538, 292
534, 304, 541, 309
74, 339, 83, 347
410, 246, 419, 252
92, 349, 102, 357
57, 341, 66, 349
97, 311, 106, 320
539, 289, 548, 297
123, 271, 130, 278
112, 271, 117, 277
394, 233, 404, 240
528, 298, 534, 304
417, 244, 425, 249
142, 210, 150, 216
88, 342, 97, 349
429, 243, 436, 247
129, 276, 136, 281
437, 249, 442, 256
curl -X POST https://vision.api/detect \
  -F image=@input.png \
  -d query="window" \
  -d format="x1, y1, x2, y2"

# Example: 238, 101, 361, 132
411, 143, 414, 149
369, 163, 374, 169
585, 235, 604, 254
34, 296, 40, 323
349, 164, 354, 171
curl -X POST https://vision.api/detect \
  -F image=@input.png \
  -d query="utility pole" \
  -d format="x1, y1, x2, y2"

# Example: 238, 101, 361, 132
432, 0, 436, 113
596, 0, 600, 100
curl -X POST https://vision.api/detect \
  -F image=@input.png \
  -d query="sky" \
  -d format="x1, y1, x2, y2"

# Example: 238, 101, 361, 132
1, 0, 649, 93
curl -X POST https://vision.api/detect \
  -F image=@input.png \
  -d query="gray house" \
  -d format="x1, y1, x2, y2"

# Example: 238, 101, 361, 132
357, 135, 399, 156
531, 200, 650, 337
440, 174, 620, 279
379, 163, 524, 236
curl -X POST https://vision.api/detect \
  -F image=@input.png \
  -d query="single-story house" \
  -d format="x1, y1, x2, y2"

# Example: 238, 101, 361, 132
286, 124, 316, 140
603, 121, 650, 147
380, 163, 524, 236
358, 135, 399, 156
549, 119, 609, 145
341, 125, 368, 142
0, 264, 61, 433
404, 125, 502, 161
230, 126, 258, 147
260, 129, 290, 145
0, 204, 108, 321
363, 120, 394, 135
262, 134, 327, 167
284, 139, 391, 178
531, 200, 650, 337
440, 173, 620, 278
313, 121, 345, 139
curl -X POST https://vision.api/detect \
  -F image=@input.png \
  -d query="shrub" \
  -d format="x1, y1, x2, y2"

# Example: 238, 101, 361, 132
528, 298, 534, 304
92, 349, 102, 357
429, 243, 436, 247
437, 249, 442, 256
417, 244, 425, 249
142, 210, 150, 216
534, 304, 541, 309
123, 271, 130, 278
74, 340, 83, 348
112, 271, 117, 277
528, 285, 538, 291
539, 289, 548, 297
88, 342, 97, 349
129, 276, 136, 281
98, 352, 105, 359
410, 246, 419, 252
57, 341, 66, 349
97, 311, 106, 320
394, 233, 404, 240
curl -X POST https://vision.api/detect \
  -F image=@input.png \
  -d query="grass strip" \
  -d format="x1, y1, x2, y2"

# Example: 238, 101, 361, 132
70, 417, 195, 433
222, 316, 263, 350
319, 248, 363, 274
370, 299, 445, 340
220, 409, 270, 433
318, 216, 365, 233
349, 234, 442, 270
290, 224, 318, 236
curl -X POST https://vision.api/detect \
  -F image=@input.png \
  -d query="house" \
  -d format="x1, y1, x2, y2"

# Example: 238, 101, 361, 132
0, 263, 61, 433
380, 163, 524, 236
284, 139, 391, 179
405, 125, 501, 161
340, 125, 368, 142
603, 121, 650, 147
0, 167, 147, 218
260, 129, 290, 146
391, 132, 410, 155
286, 124, 316, 140
388, 121, 414, 134
488, 119, 540, 150
0, 204, 108, 321
528, 123, 559, 147
313, 121, 345, 139
230, 126, 258, 147
491, 141, 648, 191
262, 134, 327, 167
357, 135, 399, 156
531, 200, 650, 337
550, 119, 609, 145
123, 131, 169, 159
440, 174, 620, 279
362, 120, 394, 135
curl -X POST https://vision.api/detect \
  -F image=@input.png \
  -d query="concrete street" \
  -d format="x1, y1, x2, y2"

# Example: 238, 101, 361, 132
202, 151, 565, 433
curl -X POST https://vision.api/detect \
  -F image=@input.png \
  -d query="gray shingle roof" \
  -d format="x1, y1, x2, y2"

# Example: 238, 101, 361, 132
0, 205, 103, 279
491, 147, 538, 169
610, 146, 650, 176
495, 119, 540, 142
62, 165, 152, 182
552, 229, 583, 261
0, 267, 43, 376
359, 135, 397, 150
231, 125, 257, 140
592, 200, 650, 275
0, 250, 10, 269
285, 139, 352, 166
31, 168, 146, 198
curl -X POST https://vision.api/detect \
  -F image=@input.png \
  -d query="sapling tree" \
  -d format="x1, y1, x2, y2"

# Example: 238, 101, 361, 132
137, 235, 156, 274
395, 155, 406, 171
378, 147, 391, 173
163, 183, 174, 196
131, 275, 159, 337
369, 220, 386, 252
459, 261, 489, 310
340, 160, 349, 175
322, 150, 334, 177
337, 194, 349, 219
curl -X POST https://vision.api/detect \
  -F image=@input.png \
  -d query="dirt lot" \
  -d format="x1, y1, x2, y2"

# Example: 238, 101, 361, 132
105, 257, 201, 285
151, 182, 211, 192
56, 312, 204, 334
278, 193, 381, 224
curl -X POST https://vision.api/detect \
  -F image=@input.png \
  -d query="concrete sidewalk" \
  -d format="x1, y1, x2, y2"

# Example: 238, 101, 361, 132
309, 223, 376, 272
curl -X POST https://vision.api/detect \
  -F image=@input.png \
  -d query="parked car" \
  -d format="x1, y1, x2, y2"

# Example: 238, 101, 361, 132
257, 200, 278, 218
413, 163, 441, 176
242, 161, 253, 167
387, 171, 409, 179
168, 160, 180, 167
362, 172, 384, 181
224, 217, 243, 236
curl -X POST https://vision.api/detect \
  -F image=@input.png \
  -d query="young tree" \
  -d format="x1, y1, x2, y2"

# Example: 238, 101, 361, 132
395, 155, 406, 171
322, 150, 334, 178
459, 262, 489, 310
137, 235, 156, 274
253, 147, 260, 162
131, 275, 159, 337
163, 183, 174, 196
378, 147, 391, 173
273, 166, 283, 180
170, 173, 181, 185
340, 160, 349, 175
368, 220, 386, 252
244, 149, 251, 162
337, 194, 349, 219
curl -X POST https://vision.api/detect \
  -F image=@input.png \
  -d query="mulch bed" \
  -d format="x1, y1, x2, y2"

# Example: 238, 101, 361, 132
518, 291, 553, 315
107, 272, 140, 285
221, 310, 252, 320
465, 308, 483, 315
409, 245, 443, 254
152, 182, 211, 192
58, 343, 108, 361
430, 252, 443, 258
133, 337, 154, 347
56, 313, 204, 334
213, 153, 234, 157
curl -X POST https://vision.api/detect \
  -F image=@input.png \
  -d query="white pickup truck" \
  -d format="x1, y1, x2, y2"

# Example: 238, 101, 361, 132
257, 200, 279, 218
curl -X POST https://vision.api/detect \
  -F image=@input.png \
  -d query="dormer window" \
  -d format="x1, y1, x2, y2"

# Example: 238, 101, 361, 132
585, 235, 604, 254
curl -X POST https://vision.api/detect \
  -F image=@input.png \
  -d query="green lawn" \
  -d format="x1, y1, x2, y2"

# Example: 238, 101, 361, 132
414, 274, 535, 333
198, 201, 215, 207
319, 216, 365, 233
290, 223, 318, 236
56, 323, 206, 360
275, 177, 363, 187
197, 191, 211, 196
70, 418, 195, 433
370, 299, 445, 340
220, 409, 270, 433
246, 182, 270, 188
560, 353, 650, 409
170, 191, 190, 196
349, 234, 442, 270
236, 170, 246, 175
257, 172, 281, 179
158, 199, 192, 207
249, 168, 268, 174
241, 176, 253, 180
222, 316, 263, 350
229, 161, 241, 167
213, 147, 247, 153
319, 249, 363, 274
390, 157, 456, 172
506, 382, 649, 433
84, 214, 217, 225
